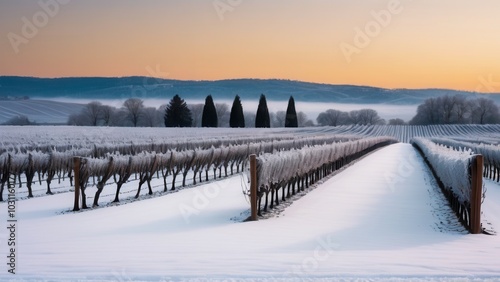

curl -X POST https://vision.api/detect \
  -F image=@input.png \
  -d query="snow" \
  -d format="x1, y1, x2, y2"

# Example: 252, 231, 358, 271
1, 144, 500, 281
411, 138, 474, 204
0, 99, 84, 124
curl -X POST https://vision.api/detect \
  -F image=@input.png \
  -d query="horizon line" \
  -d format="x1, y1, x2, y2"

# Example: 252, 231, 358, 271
1, 74, 499, 95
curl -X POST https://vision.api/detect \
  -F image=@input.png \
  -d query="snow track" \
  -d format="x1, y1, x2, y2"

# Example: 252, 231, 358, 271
1, 144, 499, 280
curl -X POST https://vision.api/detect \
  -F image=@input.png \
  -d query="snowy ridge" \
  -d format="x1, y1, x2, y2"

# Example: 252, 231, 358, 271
411, 138, 475, 205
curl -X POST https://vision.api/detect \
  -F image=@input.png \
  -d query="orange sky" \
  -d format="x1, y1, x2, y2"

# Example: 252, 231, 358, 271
1, 0, 500, 92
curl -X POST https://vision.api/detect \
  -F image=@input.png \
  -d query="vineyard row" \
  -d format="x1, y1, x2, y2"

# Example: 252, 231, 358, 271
0, 135, 359, 203
411, 138, 483, 233
253, 137, 398, 215
431, 138, 500, 182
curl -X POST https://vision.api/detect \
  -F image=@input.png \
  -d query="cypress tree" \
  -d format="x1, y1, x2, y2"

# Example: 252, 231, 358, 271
201, 95, 218, 127
255, 94, 270, 128
285, 96, 298, 127
229, 95, 245, 128
164, 94, 193, 127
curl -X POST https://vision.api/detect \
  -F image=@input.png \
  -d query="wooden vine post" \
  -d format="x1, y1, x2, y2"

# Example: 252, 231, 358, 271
470, 155, 483, 234
73, 157, 81, 211
249, 154, 258, 221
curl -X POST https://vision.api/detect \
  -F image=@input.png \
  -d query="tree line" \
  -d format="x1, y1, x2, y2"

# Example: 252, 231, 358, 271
8, 93, 494, 127
409, 95, 500, 125
315, 108, 387, 126
66, 94, 314, 128
315, 95, 499, 126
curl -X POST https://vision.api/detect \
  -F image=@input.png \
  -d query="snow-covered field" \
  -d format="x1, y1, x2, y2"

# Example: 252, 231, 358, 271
2, 124, 499, 148
1, 143, 499, 281
0, 99, 84, 124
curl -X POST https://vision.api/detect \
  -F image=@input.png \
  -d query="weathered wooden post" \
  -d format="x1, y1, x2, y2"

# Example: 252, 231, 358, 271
470, 155, 483, 234
73, 157, 81, 211
250, 154, 258, 221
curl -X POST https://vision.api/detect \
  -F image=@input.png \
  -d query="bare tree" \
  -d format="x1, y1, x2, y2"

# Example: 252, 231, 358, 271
356, 109, 384, 125
297, 111, 314, 127
110, 109, 129, 126
84, 101, 103, 126
68, 113, 85, 126
67, 111, 91, 126
388, 118, 406, 125
3, 115, 33, 125
410, 95, 498, 125
439, 95, 459, 124
123, 98, 144, 127
470, 97, 500, 124
348, 110, 363, 125
271, 111, 286, 127
410, 97, 442, 125
244, 111, 256, 128
140, 107, 161, 127
216, 103, 230, 127
100, 105, 114, 126
189, 104, 204, 127
452, 95, 471, 124
316, 109, 349, 126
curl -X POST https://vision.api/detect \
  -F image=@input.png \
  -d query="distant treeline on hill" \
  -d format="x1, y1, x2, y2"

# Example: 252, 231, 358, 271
5, 93, 495, 127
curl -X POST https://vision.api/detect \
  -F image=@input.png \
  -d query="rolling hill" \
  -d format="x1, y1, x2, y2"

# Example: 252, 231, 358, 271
2, 76, 499, 105
1, 76, 499, 125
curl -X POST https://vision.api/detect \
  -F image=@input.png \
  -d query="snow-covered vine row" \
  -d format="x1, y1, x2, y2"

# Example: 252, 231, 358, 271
0, 134, 362, 204
0, 149, 91, 200
0, 126, 360, 154
2, 125, 500, 153
319, 124, 500, 143
431, 138, 500, 182
411, 138, 475, 205
411, 137, 486, 232
254, 136, 398, 215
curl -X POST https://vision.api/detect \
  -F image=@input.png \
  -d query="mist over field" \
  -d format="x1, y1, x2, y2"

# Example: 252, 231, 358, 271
50, 97, 418, 122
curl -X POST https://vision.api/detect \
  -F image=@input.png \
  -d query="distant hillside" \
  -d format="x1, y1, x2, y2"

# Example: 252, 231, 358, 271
1, 76, 499, 105
0, 99, 84, 124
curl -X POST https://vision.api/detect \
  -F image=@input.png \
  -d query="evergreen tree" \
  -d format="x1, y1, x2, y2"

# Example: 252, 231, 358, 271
201, 95, 218, 127
164, 94, 193, 127
255, 94, 270, 128
229, 95, 245, 128
285, 96, 298, 127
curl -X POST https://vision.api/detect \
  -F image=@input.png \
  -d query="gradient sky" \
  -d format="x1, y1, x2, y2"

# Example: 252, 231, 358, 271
1, 0, 500, 92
